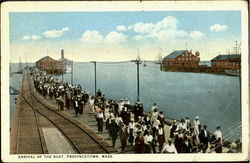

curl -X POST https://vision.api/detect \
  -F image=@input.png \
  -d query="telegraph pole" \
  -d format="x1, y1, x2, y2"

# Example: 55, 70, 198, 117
131, 59, 141, 100
90, 61, 97, 96
71, 60, 73, 84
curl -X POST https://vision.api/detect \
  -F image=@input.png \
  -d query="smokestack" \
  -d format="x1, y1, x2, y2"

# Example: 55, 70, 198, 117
61, 49, 64, 59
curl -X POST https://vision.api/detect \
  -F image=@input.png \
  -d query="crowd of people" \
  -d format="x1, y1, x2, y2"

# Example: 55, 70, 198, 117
30, 68, 240, 154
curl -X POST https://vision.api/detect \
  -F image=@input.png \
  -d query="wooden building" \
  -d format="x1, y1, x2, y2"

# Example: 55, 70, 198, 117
211, 54, 241, 70
36, 56, 63, 74
162, 50, 200, 70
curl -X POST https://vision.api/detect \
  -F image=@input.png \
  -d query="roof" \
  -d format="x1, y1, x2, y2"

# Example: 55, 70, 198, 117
36, 56, 58, 63
163, 50, 188, 60
211, 54, 241, 61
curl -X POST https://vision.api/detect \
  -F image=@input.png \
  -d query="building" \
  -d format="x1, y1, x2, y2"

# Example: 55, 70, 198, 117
211, 54, 241, 70
36, 56, 63, 74
162, 50, 200, 69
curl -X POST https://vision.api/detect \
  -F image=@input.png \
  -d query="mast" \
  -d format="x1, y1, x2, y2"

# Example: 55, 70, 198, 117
18, 57, 22, 72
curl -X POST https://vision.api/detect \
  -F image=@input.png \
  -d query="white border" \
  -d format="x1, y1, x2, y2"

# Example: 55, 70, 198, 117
1, 1, 249, 162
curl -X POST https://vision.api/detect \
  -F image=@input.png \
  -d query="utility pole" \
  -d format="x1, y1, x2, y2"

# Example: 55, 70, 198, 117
71, 60, 73, 84
131, 59, 141, 100
90, 61, 97, 96
62, 70, 64, 81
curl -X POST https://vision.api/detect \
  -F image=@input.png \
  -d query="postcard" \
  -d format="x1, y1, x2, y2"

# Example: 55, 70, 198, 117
1, 1, 249, 162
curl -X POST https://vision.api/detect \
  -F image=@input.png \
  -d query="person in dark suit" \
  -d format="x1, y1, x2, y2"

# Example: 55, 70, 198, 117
181, 137, 192, 153
110, 118, 119, 147
199, 125, 210, 152
97, 89, 102, 97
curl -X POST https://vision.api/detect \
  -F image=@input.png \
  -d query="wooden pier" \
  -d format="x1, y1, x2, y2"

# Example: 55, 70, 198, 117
10, 70, 117, 154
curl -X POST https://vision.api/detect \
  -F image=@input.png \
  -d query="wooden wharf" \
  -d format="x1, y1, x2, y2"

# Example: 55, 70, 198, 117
10, 69, 117, 154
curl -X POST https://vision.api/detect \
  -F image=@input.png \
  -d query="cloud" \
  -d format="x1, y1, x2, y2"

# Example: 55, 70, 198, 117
42, 27, 70, 38
21, 35, 42, 40
210, 24, 228, 32
128, 26, 133, 30
190, 30, 204, 39
79, 30, 103, 44
21, 35, 31, 40
131, 16, 188, 40
117, 25, 127, 31
104, 31, 128, 44
133, 35, 145, 41
31, 35, 42, 40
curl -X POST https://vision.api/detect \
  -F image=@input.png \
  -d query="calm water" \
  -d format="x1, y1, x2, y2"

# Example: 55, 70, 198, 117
10, 62, 241, 141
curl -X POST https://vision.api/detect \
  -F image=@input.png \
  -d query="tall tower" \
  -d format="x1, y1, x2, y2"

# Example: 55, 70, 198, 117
61, 49, 64, 59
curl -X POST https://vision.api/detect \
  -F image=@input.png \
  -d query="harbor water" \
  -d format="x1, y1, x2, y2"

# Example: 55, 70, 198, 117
10, 62, 241, 141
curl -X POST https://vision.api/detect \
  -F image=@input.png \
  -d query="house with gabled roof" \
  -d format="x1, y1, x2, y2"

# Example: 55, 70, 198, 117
36, 56, 63, 74
162, 50, 200, 69
211, 54, 241, 70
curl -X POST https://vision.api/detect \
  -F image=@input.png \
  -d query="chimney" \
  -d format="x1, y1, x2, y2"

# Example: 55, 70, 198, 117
190, 50, 192, 53
61, 49, 64, 59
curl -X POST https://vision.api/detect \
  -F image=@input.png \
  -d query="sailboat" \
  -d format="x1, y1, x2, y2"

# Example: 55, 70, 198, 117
136, 48, 146, 67
224, 41, 241, 76
155, 47, 163, 64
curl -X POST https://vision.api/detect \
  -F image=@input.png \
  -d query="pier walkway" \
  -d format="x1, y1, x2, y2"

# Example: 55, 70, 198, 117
10, 70, 117, 154
33, 84, 171, 153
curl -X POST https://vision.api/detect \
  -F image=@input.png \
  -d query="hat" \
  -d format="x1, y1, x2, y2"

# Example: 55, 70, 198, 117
168, 138, 173, 143
230, 142, 237, 148
195, 116, 199, 119
173, 120, 177, 123
178, 134, 184, 139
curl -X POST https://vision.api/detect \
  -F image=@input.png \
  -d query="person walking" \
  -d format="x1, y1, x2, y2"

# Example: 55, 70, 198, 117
170, 120, 178, 138
144, 131, 153, 153
194, 116, 201, 144
134, 131, 145, 153
157, 124, 165, 152
214, 126, 222, 153
118, 122, 128, 152
161, 138, 177, 154
96, 110, 104, 134
73, 97, 80, 117
128, 119, 136, 146
110, 118, 119, 147
199, 125, 210, 152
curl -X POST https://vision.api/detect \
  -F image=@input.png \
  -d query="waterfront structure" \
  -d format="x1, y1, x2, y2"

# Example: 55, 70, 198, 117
58, 49, 72, 73
211, 54, 241, 70
162, 50, 200, 71
36, 56, 63, 74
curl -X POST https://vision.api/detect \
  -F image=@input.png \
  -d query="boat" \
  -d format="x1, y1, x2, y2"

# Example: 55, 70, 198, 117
225, 70, 240, 76
64, 64, 72, 73
155, 47, 163, 64
59, 49, 72, 74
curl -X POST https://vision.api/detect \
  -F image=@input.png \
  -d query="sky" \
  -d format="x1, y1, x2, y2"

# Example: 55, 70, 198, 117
9, 11, 241, 62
